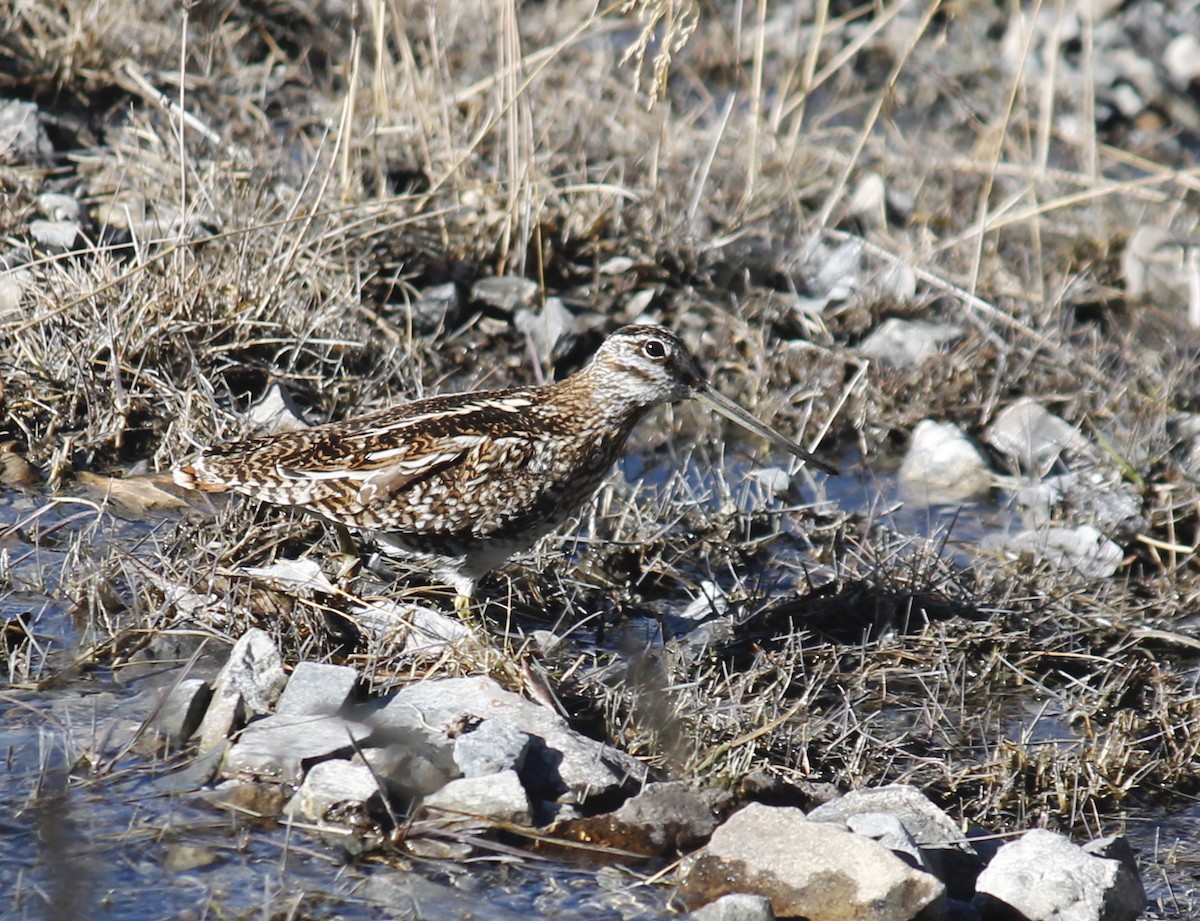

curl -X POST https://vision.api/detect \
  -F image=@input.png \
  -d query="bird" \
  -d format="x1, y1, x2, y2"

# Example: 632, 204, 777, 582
174, 324, 836, 617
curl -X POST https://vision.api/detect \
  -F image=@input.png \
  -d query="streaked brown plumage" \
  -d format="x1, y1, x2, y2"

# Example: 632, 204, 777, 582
174, 324, 835, 615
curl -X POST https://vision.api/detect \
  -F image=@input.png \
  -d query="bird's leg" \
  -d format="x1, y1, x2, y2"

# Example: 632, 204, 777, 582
453, 591, 473, 620
330, 524, 362, 581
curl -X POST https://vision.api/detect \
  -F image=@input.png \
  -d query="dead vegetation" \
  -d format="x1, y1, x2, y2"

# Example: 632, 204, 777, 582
3, 0, 1200, 901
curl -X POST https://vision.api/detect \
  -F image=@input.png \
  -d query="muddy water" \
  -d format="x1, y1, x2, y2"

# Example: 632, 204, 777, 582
0, 473, 1195, 920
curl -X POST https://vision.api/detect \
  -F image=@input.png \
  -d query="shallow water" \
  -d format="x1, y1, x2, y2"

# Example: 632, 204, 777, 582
0, 466, 1197, 920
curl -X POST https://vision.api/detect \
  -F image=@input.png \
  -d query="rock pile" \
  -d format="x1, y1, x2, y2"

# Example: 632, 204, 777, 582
155, 628, 1148, 921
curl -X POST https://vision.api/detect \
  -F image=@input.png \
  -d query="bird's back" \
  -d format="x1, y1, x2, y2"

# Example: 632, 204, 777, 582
175, 378, 642, 546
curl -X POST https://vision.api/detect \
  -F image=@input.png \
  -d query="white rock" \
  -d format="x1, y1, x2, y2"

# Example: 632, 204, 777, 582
242, 558, 335, 594
196, 627, 287, 751
985, 398, 1091, 473
973, 828, 1145, 921
847, 172, 887, 227
0, 269, 31, 317
453, 718, 531, 777
986, 524, 1124, 579
352, 598, 471, 651
29, 219, 81, 250
1164, 34, 1200, 87
245, 383, 311, 432
679, 803, 944, 920
276, 661, 360, 717
285, 759, 381, 822
899, 420, 992, 503
36, 192, 82, 222
858, 318, 963, 369
676, 580, 730, 622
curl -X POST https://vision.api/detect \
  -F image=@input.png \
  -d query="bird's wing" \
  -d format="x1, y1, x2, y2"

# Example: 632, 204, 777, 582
195, 389, 556, 524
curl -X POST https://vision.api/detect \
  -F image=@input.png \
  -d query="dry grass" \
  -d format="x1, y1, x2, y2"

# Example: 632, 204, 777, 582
3, 0, 1200, 891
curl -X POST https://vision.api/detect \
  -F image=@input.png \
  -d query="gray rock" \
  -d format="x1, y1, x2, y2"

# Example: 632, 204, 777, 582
973, 828, 1145, 921
154, 678, 212, 744
471, 275, 539, 314
690, 893, 776, 921
276, 662, 360, 717
351, 598, 471, 650
514, 296, 578, 363
368, 675, 647, 804
0, 268, 30, 317
846, 812, 925, 870
985, 399, 1092, 473
223, 713, 373, 785
197, 629, 287, 751
858, 318, 963, 369
985, 524, 1124, 579
560, 781, 728, 857
196, 687, 245, 754
1013, 469, 1145, 535
808, 784, 980, 899
899, 420, 993, 503
678, 803, 944, 920
421, 769, 532, 826
284, 758, 383, 823
353, 731, 459, 798
216, 628, 288, 714
453, 718, 531, 777
403, 281, 461, 334
0, 100, 51, 164
28, 219, 81, 251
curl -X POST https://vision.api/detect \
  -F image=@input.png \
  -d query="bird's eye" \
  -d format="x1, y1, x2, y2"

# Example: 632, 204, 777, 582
643, 338, 668, 360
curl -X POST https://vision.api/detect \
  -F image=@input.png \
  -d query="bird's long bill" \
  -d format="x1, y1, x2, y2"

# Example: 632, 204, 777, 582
695, 385, 838, 475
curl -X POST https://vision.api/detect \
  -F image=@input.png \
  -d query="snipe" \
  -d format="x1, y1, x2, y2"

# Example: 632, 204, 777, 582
174, 325, 836, 616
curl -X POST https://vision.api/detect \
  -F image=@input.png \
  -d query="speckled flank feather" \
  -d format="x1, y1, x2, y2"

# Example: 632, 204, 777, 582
174, 324, 834, 605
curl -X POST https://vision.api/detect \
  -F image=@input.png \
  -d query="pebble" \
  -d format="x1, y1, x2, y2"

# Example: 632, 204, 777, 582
0, 268, 30, 317
899, 419, 992, 503
36, 192, 82, 222
858, 318, 964, 369
470, 275, 539, 314
245, 383, 311, 432
28, 219, 82, 251
513, 295, 578, 365
984, 398, 1091, 473
403, 281, 461, 335
1120, 225, 1196, 321
1164, 34, 1200, 86
984, 524, 1124, 579
689, 893, 776, 921
0, 99, 51, 164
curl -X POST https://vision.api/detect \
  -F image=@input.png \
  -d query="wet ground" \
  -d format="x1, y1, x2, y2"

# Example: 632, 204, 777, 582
2, 469, 1198, 920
